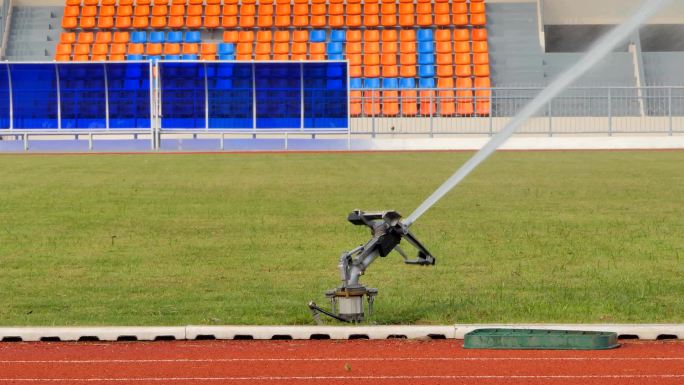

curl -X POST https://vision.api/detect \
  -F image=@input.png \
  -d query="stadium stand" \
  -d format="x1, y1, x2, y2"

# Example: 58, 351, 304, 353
54, 0, 492, 118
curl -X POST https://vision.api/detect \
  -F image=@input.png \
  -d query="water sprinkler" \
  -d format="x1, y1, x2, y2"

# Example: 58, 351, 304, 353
309, 210, 435, 323
309, 0, 671, 323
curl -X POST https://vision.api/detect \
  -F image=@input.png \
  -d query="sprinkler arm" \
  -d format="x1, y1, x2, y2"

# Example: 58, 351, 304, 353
339, 210, 435, 288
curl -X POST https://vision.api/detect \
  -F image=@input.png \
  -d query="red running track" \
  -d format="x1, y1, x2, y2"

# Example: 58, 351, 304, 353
0, 340, 683, 385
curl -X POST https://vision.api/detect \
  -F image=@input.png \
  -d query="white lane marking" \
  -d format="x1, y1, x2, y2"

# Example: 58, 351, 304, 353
1, 375, 684, 382
1, 357, 684, 364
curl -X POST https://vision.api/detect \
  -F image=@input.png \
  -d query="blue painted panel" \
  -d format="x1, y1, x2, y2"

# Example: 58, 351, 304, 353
107, 62, 151, 129
207, 62, 253, 129
59, 63, 106, 129
159, 62, 205, 129
10, 64, 58, 129
0, 65, 10, 129
303, 62, 347, 129
255, 63, 301, 129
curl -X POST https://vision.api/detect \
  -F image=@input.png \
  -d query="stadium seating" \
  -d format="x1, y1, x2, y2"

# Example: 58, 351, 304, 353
57, 0, 491, 117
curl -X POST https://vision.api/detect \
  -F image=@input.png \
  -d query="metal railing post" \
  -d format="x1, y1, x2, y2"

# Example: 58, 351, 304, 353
300, 62, 304, 131
371, 90, 375, 138
103, 63, 110, 130
429, 90, 434, 137
149, 61, 156, 150
608, 88, 613, 136
488, 88, 493, 136
252, 62, 257, 133
204, 62, 209, 131
668, 87, 673, 136
7, 63, 13, 130
55, 64, 61, 130
547, 100, 552, 137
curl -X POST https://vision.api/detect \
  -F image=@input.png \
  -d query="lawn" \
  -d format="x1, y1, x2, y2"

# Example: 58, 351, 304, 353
1, 151, 683, 326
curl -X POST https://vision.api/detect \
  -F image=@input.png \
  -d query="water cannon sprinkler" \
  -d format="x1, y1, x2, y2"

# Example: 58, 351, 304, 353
309, 210, 435, 323
309, 0, 671, 324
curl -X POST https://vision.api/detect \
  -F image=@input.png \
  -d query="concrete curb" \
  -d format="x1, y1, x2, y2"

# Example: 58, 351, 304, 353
185, 325, 456, 340
0, 327, 186, 342
0, 325, 681, 342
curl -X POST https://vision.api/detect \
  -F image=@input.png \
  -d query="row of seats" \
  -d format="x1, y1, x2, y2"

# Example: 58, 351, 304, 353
351, 85, 491, 116
62, 0, 488, 28
66, 0, 486, 7
63, 4, 486, 29
351, 94, 490, 116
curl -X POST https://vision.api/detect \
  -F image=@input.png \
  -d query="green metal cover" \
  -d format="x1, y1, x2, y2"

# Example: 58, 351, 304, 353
464, 329, 620, 350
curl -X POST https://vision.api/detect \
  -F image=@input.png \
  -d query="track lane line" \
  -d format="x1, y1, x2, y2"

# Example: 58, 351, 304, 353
2, 375, 684, 381
2, 357, 684, 364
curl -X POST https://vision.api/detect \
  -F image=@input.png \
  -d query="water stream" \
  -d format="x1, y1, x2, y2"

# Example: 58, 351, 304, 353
404, 0, 674, 227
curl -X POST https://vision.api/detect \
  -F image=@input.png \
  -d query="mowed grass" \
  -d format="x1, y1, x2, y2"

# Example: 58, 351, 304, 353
1, 151, 683, 326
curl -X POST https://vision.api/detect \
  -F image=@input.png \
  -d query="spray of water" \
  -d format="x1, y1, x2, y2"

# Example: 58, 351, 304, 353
404, 0, 673, 227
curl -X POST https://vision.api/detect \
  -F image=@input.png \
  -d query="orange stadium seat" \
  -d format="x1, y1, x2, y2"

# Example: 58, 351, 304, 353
110, 43, 127, 56
95, 31, 112, 44
115, 16, 132, 29
472, 29, 488, 41
60, 32, 76, 44
439, 90, 456, 116
364, 90, 381, 115
223, 30, 238, 43
187, 15, 202, 28
56, 43, 72, 56
350, 90, 362, 117
132, 16, 149, 28
113, 31, 130, 43
146, 43, 162, 56
77, 32, 94, 44
400, 89, 417, 116
183, 43, 199, 54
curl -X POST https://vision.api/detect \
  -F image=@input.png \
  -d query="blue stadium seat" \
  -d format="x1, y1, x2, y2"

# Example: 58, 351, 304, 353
418, 65, 435, 78
417, 29, 434, 42
382, 78, 398, 89
399, 78, 416, 89
328, 54, 344, 60
327, 42, 343, 55
363, 78, 380, 89
127, 54, 144, 61
215, 78, 232, 89
330, 30, 346, 42
310, 30, 326, 43
166, 55, 181, 60
219, 54, 236, 60
419, 78, 435, 88
326, 63, 344, 77
418, 54, 434, 65
167, 31, 183, 44
218, 43, 235, 55
150, 31, 165, 44
185, 31, 201, 43
181, 54, 198, 60
350, 78, 362, 89
418, 42, 434, 54
131, 31, 147, 44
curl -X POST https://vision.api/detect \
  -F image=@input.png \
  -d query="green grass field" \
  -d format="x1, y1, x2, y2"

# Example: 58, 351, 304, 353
1, 151, 683, 326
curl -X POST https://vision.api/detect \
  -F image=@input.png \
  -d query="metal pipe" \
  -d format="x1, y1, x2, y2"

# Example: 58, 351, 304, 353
668, 87, 673, 136
252, 62, 256, 132
204, 62, 209, 131
300, 62, 304, 131
103, 63, 109, 130
7, 63, 13, 130
55, 64, 61, 130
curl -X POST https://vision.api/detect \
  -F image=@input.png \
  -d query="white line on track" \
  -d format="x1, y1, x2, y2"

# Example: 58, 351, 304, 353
2, 375, 684, 382
2, 357, 684, 364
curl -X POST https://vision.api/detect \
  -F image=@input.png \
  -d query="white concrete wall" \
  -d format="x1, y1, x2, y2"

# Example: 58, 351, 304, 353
543, 0, 684, 25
